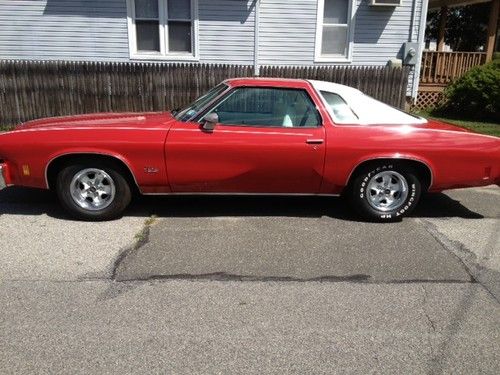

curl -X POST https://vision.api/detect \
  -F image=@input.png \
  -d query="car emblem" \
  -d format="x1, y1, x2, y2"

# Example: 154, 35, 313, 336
144, 167, 159, 174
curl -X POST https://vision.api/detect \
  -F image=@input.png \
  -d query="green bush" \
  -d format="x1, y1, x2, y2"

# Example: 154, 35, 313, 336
438, 59, 500, 122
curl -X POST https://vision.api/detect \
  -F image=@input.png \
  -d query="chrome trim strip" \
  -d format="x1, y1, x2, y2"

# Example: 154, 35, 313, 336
173, 128, 314, 136
345, 156, 434, 190
44, 152, 142, 193
8, 127, 167, 134
142, 192, 340, 196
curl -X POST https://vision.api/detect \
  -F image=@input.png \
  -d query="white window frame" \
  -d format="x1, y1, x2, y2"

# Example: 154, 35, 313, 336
126, 0, 199, 61
314, 0, 356, 63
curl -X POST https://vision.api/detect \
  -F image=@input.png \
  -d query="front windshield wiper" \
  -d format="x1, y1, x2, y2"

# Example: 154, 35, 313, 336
170, 108, 181, 116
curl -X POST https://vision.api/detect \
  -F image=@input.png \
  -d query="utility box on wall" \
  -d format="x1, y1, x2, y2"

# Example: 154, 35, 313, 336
403, 42, 419, 65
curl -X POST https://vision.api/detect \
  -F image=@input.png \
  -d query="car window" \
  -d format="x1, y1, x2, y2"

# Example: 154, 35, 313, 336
320, 91, 358, 122
175, 83, 228, 122
203, 87, 320, 127
319, 88, 426, 125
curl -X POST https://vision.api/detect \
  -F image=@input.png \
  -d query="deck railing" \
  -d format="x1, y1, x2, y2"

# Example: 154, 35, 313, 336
420, 51, 487, 85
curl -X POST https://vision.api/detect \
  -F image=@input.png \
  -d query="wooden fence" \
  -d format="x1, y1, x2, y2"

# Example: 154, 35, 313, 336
0, 60, 410, 127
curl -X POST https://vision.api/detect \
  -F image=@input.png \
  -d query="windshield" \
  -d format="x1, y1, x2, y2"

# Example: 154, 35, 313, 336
175, 83, 228, 122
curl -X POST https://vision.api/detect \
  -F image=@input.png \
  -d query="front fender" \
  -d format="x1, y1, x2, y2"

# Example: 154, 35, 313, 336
44, 148, 139, 190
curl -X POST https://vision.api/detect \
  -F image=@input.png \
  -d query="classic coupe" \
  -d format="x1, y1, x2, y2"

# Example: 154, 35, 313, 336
0, 78, 499, 221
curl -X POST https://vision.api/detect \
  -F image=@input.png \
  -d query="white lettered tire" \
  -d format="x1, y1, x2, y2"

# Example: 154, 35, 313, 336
349, 163, 421, 222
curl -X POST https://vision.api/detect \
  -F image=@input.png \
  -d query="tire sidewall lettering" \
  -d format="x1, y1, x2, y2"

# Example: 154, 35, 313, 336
359, 164, 395, 200
354, 164, 417, 220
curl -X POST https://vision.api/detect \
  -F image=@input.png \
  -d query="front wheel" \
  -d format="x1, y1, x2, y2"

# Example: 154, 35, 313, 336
349, 163, 421, 222
56, 162, 131, 221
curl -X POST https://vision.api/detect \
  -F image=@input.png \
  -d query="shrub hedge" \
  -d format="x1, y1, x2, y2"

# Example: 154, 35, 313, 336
438, 59, 500, 122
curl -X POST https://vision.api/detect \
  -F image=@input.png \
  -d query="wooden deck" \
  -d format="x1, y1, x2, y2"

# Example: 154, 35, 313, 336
420, 51, 487, 85
415, 51, 487, 110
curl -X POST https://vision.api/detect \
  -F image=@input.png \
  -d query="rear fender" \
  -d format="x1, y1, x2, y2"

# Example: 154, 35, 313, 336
345, 154, 436, 190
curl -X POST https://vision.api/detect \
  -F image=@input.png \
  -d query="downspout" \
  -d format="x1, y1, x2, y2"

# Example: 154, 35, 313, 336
409, 0, 418, 43
412, 0, 429, 100
254, 0, 260, 76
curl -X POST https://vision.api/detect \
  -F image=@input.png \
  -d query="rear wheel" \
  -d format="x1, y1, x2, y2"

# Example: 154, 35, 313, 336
56, 162, 131, 221
349, 163, 421, 221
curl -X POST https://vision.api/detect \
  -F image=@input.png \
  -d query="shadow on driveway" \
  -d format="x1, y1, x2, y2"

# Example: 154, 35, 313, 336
0, 187, 485, 220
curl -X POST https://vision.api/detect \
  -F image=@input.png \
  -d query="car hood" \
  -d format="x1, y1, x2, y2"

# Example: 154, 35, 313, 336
14, 112, 175, 131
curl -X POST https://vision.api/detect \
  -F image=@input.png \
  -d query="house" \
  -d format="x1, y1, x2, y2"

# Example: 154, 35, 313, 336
0, 0, 430, 98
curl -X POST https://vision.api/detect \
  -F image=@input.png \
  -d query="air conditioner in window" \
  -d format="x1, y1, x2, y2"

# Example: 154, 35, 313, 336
370, 0, 402, 6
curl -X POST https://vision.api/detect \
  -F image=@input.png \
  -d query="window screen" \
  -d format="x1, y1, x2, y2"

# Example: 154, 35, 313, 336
320, 0, 349, 57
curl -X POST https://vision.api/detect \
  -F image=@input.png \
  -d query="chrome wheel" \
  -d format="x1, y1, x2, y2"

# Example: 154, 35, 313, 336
69, 168, 116, 211
366, 170, 409, 212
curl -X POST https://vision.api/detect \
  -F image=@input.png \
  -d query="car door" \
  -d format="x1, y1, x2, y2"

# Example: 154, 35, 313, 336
165, 86, 326, 193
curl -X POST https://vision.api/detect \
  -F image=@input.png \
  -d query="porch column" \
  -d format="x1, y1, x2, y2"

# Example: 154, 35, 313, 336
437, 6, 448, 52
486, 0, 499, 62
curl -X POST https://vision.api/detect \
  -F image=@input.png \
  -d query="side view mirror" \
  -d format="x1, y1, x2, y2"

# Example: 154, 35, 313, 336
202, 112, 219, 132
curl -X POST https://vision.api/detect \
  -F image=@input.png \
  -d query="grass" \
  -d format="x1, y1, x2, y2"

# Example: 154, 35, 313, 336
414, 110, 500, 137
134, 215, 158, 244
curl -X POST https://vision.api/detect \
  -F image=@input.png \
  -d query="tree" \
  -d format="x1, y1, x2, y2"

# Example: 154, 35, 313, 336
425, 3, 490, 51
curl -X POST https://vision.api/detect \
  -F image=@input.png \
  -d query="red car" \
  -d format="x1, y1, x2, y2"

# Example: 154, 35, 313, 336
1, 78, 499, 221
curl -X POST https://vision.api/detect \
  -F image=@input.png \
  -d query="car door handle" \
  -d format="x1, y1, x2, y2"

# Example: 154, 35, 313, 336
305, 139, 324, 144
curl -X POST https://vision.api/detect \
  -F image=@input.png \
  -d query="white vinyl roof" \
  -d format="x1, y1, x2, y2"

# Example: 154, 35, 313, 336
308, 80, 427, 125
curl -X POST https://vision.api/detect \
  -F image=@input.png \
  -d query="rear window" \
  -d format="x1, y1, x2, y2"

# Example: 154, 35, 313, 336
320, 90, 426, 125
320, 91, 358, 122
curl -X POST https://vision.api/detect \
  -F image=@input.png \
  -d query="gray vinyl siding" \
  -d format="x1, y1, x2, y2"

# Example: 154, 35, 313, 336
258, 0, 422, 66
259, 0, 318, 64
198, 0, 255, 64
0, 0, 255, 64
0, 0, 130, 61
0, 0, 421, 66
0, 0, 422, 94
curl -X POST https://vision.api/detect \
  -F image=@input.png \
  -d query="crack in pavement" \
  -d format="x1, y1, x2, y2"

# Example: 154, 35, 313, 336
110, 215, 157, 281
418, 218, 500, 304
110, 214, 474, 284
421, 284, 437, 332
420, 284, 438, 374
121, 272, 373, 283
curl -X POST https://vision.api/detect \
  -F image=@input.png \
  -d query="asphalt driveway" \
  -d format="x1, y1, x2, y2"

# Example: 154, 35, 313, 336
2, 186, 498, 290
1, 185, 499, 374
118, 187, 499, 299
